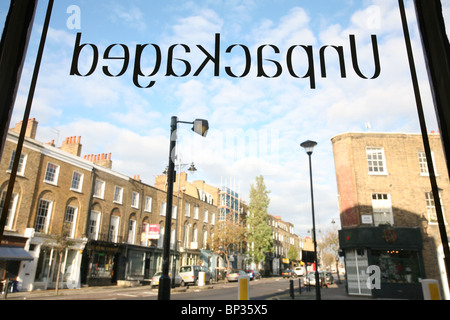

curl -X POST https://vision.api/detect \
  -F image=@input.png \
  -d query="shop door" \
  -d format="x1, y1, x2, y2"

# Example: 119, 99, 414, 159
345, 249, 371, 296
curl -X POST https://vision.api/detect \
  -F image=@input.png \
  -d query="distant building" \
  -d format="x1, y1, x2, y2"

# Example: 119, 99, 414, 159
332, 132, 450, 299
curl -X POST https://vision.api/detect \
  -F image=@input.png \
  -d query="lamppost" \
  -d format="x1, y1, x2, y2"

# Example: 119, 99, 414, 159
165, 161, 197, 288
158, 116, 208, 300
300, 140, 321, 300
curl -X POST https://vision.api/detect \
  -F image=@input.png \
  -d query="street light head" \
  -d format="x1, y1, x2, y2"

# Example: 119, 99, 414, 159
188, 162, 197, 173
300, 140, 317, 155
192, 119, 209, 137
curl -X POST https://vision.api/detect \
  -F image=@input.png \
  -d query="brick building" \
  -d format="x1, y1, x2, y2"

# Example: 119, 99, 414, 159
0, 119, 219, 291
332, 132, 450, 299
266, 214, 302, 276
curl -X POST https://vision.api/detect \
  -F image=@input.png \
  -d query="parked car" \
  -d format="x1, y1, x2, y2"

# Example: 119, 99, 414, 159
281, 269, 296, 278
226, 269, 247, 282
304, 271, 321, 286
246, 269, 262, 280
294, 267, 304, 277
179, 265, 212, 285
151, 272, 184, 288
305, 271, 333, 287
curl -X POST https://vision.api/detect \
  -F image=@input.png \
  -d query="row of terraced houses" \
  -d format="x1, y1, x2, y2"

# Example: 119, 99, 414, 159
0, 119, 304, 292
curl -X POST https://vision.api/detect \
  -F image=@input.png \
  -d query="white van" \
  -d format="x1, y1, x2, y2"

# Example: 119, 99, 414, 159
179, 265, 212, 285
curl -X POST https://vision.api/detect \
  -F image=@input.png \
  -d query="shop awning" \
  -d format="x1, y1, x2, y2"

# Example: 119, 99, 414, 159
0, 246, 33, 261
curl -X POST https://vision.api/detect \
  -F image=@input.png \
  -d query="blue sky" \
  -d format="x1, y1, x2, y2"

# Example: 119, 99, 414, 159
1, 0, 449, 236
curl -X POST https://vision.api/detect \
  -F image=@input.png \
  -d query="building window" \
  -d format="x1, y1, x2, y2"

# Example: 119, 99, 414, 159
144, 196, 152, 212
44, 162, 60, 184
114, 186, 123, 204
131, 191, 139, 208
109, 215, 120, 242
185, 201, 190, 217
35, 199, 53, 232
89, 210, 101, 240
204, 210, 208, 223
372, 193, 393, 226
425, 192, 444, 224
0, 191, 18, 230
93, 179, 105, 199
366, 147, 387, 174
160, 202, 166, 216
128, 219, 136, 244
194, 205, 199, 220
172, 205, 177, 219
64, 205, 78, 238
418, 151, 437, 176
71, 171, 84, 192
8, 150, 27, 175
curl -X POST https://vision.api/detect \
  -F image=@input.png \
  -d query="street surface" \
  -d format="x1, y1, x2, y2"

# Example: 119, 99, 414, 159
5, 276, 294, 300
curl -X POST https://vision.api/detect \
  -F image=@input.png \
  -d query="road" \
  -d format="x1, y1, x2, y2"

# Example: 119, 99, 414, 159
7, 276, 295, 300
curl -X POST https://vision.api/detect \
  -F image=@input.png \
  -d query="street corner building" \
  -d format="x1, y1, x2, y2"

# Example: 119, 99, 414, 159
331, 132, 450, 299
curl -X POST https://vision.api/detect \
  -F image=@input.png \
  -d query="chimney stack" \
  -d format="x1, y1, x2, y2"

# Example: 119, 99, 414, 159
10, 118, 38, 139
60, 136, 82, 156
84, 153, 113, 169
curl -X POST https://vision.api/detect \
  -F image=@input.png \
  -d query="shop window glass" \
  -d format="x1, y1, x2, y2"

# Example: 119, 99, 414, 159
371, 250, 422, 284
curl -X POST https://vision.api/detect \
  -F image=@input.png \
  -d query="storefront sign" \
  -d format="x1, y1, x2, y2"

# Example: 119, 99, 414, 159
147, 224, 160, 239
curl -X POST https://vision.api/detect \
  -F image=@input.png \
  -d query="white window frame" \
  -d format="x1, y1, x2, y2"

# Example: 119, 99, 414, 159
160, 201, 166, 216
371, 193, 393, 226
425, 192, 446, 225
89, 210, 101, 240
109, 215, 120, 243
114, 186, 123, 204
93, 179, 105, 199
144, 196, 152, 212
185, 201, 190, 217
70, 171, 84, 192
366, 147, 387, 175
35, 198, 53, 233
0, 191, 19, 230
128, 219, 136, 244
194, 205, 199, 220
418, 151, 438, 176
44, 162, 60, 185
131, 191, 139, 208
8, 150, 27, 176
64, 205, 78, 238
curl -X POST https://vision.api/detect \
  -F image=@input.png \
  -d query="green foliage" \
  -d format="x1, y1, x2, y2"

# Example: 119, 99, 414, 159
247, 175, 273, 264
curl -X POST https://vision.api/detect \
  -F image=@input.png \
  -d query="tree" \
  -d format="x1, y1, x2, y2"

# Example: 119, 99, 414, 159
319, 226, 341, 283
46, 223, 75, 295
209, 214, 246, 271
247, 175, 273, 268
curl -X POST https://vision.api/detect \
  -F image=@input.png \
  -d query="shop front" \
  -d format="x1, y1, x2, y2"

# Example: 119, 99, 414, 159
81, 240, 120, 286
339, 227, 425, 299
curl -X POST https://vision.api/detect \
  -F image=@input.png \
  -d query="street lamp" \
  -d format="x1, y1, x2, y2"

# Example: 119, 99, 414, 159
158, 116, 208, 300
169, 161, 196, 288
300, 140, 321, 300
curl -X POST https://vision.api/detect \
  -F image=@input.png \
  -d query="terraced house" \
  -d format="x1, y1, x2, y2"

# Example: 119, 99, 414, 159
0, 119, 218, 291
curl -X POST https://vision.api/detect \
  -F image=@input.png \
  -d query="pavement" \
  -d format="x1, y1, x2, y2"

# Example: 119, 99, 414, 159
270, 281, 376, 300
2, 278, 385, 301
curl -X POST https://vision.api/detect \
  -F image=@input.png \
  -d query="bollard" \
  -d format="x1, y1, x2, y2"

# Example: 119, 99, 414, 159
238, 274, 250, 300
421, 279, 441, 300
290, 279, 294, 299
198, 272, 205, 286
299, 278, 302, 294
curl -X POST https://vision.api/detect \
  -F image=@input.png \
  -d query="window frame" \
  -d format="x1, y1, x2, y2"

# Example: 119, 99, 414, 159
366, 147, 388, 175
